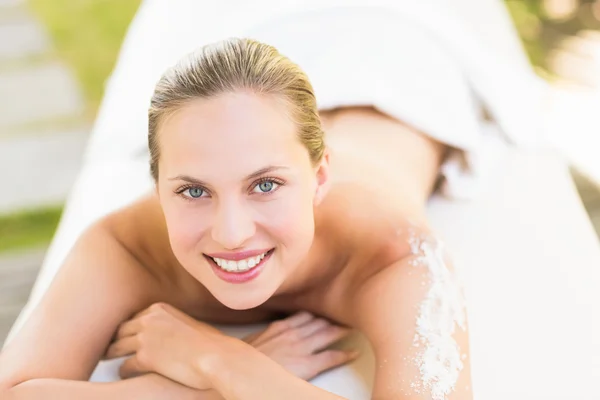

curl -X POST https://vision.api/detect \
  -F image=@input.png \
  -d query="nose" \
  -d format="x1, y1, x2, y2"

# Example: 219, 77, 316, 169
211, 198, 256, 250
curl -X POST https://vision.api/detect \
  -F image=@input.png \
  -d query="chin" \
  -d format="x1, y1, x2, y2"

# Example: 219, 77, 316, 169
216, 287, 276, 311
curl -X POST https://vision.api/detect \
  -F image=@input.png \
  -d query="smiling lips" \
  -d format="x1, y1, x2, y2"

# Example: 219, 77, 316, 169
205, 248, 274, 283
212, 251, 268, 272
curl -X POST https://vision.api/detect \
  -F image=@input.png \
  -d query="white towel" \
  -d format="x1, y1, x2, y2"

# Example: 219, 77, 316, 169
236, 2, 548, 199
84, 0, 547, 199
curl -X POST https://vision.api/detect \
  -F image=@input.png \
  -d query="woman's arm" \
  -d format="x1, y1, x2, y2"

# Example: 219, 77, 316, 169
202, 341, 347, 400
0, 220, 198, 398
5, 373, 222, 399
351, 235, 473, 399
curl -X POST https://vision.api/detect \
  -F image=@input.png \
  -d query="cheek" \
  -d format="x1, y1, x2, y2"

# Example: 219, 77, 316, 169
259, 190, 315, 244
162, 200, 209, 253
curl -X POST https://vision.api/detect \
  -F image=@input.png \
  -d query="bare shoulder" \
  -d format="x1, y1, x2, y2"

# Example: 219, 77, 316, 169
335, 208, 421, 288
101, 192, 178, 280
101, 191, 164, 251
348, 228, 473, 399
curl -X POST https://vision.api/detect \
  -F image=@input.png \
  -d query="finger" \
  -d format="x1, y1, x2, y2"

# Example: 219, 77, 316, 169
119, 355, 149, 379
283, 311, 315, 328
309, 349, 359, 378
132, 303, 165, 319
114, 318, 143, 340
293, 318, 330, 339
269, 311, 315, 338
305, 325, 352, 353
253, 311, 315, 345
103, 335, 140, 360
242, 331, 263, 344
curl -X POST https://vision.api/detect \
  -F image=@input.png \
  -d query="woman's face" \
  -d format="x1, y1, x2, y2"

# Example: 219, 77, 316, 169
157, 91, 329, 310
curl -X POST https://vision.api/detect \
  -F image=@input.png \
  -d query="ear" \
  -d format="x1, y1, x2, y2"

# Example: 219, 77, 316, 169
313, 148, 331, 206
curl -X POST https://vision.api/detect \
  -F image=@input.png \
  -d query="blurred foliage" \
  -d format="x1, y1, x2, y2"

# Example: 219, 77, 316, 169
28, 0, 142, 116
505, 0, 600, 72
0, 206, 63, 253
505, 0, 547, 68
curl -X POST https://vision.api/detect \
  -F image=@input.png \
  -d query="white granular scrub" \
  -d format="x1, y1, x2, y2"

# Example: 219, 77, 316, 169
408, 230, 467, 400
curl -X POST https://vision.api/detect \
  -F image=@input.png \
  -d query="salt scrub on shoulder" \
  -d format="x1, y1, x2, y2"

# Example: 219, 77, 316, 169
408, 230, 467, 400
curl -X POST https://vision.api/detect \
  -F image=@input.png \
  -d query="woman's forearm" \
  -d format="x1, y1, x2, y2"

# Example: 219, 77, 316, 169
5, 373, 223, 400
203, 344, 346, 400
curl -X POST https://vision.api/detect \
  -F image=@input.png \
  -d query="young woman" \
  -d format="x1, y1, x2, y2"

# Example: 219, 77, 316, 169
0, 38, 472, 399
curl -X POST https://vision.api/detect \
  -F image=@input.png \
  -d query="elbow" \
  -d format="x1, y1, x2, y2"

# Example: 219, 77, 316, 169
0, 380, 16, 399
0, 388, 13, 400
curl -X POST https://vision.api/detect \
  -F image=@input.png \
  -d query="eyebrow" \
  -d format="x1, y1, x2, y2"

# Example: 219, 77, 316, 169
168, 166, 289, 185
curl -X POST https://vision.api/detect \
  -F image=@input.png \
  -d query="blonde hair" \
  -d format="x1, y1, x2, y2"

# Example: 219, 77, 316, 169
148, 37, 325, 181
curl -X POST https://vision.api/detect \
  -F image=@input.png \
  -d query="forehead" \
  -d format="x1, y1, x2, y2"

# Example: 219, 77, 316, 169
158, 92, 307, 176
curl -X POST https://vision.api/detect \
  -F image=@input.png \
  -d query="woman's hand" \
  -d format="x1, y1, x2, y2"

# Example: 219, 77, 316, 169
104, 303, 357, 391
242, 311, 359, 381
104, 302, 231, 390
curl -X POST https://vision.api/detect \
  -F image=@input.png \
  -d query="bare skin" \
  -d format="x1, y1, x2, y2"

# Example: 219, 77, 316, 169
0, 105, 472, 399
107, 106, 446, 324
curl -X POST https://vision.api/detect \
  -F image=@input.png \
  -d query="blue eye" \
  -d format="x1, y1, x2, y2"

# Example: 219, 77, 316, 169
186, 187, 204, 198
254, 180, 279, 193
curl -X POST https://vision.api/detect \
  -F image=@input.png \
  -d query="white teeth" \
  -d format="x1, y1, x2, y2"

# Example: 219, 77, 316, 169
227, 260, 238, 272
212, 251, 270, 273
